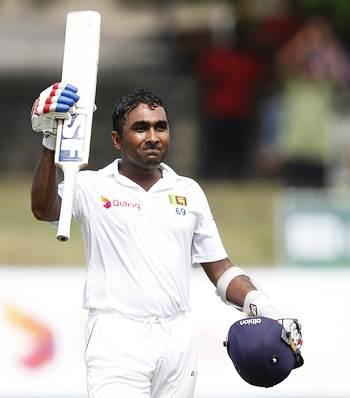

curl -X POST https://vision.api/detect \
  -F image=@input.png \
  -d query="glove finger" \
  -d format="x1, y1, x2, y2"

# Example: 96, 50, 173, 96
47, 83, 80, 102
53, 81, 77, 90
51, 88, 80, 102
36, 83, 79, 109
37, 93, 78, 108
35, 103, 70, 116
47, 89, 79, 103
36, 86, 79, 115
51, 82, 78, 94
44, 94, 77, 107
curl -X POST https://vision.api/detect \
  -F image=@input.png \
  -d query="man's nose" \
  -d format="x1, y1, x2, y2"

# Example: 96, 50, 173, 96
146, 128, 160, 143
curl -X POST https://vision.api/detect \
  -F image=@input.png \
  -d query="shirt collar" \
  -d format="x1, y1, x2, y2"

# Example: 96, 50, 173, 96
99, 158, 178, 191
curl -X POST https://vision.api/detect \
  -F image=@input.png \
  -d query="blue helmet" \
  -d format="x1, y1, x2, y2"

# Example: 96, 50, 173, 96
225, 317, 304, 388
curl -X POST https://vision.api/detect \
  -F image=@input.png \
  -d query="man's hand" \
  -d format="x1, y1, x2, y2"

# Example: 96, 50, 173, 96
242, 291, 303, 355
31, 82, 79, 151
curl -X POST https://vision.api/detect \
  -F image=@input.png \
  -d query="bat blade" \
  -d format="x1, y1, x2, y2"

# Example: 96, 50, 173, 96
54, 10, 101, 241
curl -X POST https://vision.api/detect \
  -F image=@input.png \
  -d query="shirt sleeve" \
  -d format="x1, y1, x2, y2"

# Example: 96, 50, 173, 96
191, 182, 227, 264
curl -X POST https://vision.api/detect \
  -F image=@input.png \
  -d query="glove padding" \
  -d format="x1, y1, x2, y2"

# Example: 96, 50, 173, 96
31, 82, 79, 150
279, 318, 303, 353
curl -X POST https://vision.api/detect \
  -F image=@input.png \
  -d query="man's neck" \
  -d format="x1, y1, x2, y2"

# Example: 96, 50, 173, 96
118, 162, 163, 191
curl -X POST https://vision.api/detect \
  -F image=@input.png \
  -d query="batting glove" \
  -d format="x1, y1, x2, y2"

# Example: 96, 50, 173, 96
243, 291, 303, 352
243, 290, 281, 319
31, 82, 79, 151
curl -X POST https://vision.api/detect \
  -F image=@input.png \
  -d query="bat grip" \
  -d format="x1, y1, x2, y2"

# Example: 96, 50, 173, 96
56, 165, 79, 242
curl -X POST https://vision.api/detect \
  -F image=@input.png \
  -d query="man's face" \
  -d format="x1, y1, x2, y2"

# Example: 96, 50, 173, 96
112, 103, 169, 169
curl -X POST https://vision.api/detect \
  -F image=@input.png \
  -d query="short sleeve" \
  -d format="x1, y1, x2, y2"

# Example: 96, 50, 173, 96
191, 182, 227, 264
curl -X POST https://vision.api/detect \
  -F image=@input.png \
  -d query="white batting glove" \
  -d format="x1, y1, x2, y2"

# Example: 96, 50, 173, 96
31, 82, 79, 151
243, 290, 303, 351
243, 290, 281, 319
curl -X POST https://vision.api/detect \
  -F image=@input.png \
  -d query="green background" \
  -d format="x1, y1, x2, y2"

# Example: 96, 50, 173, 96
0, 178, 280, 266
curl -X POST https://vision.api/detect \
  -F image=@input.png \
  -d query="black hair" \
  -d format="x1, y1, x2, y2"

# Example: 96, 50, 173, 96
112, 88, 168, 135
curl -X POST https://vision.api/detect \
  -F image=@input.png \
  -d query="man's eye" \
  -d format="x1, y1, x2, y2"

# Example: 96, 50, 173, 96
156, 123, 168, 131
134, 126, 146, 132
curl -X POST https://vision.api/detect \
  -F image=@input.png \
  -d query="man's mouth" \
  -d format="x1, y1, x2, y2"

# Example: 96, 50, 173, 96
143, 148, 161, 155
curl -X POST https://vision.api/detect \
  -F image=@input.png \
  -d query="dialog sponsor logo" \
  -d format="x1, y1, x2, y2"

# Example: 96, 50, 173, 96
101, 196, 112, 208
100, 196, 141, 210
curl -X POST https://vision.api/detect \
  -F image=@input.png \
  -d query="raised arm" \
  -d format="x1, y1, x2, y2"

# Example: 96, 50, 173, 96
30, 82, 80, 221
31, 147, 61, 221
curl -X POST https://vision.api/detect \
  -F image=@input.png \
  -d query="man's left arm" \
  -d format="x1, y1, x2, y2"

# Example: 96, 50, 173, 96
201, 258, 257, 310
201, 259, 302, 350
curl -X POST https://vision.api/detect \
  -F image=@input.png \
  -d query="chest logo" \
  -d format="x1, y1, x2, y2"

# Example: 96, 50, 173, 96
100, 196, 141, 211
168, 194, 187, 206
101, 196, 112, 209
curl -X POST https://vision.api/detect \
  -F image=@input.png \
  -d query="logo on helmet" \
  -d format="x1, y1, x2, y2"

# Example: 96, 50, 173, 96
239, 318, 262, 326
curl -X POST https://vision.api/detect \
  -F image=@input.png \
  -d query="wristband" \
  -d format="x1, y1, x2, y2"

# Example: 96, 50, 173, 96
216, 266, 247, 304
243, 290, 280, 319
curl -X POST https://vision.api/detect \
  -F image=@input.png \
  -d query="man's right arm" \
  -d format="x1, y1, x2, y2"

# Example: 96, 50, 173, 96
31, 147, 61, 221
30, 82, 80, 221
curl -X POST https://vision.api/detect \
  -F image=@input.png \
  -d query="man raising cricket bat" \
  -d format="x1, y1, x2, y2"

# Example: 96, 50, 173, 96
31, 14, 303, 398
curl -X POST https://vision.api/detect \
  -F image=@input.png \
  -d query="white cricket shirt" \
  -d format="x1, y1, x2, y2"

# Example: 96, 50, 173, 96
58, 159, 227, 318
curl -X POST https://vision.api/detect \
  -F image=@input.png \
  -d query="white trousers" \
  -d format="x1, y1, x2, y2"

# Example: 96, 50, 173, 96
85, 311, 198, 398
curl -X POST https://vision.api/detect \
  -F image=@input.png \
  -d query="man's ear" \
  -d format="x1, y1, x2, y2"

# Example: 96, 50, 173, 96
112, 131, 122, 150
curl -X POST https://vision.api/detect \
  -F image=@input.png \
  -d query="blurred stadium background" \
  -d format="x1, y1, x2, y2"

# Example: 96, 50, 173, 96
1, 0, 350, 397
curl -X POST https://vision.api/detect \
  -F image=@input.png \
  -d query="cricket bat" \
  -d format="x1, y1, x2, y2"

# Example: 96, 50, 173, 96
54, 10, 101, 241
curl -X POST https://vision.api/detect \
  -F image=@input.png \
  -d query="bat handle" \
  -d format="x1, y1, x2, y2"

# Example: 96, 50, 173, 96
56, 165, 79, 242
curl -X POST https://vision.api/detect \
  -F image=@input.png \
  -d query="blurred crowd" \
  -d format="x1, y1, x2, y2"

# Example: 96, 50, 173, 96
179, 0, 350, 189
3, 0, 350, 190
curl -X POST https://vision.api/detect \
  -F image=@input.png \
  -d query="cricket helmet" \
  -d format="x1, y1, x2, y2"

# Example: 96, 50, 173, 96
225, 317, 304, 388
